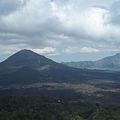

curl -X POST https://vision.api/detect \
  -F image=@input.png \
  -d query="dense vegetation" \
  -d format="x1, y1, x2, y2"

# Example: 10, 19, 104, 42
0, 95, 120, 120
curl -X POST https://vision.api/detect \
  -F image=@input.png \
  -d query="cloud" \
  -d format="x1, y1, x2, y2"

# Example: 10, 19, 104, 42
1, 0, 57, 33
50, 0, 120, 44
0, 0, 117, 41
0, 44, 25, 54
0, 0, 62, 47
0, 45, 59, 57
0, 0, 120, 62
0, 0, 27, 16
62, 46, 99, 54
109, 0, 120, 26
31, 47, 59, 56
81, 47, 100, 53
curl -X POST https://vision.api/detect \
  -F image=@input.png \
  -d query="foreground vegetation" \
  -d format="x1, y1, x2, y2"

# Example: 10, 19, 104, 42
0, 95, 120, 120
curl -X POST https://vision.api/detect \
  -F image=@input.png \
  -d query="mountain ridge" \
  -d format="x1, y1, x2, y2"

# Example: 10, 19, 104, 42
0, 49, 58, 70
0, 49, 91, 85
0, 49, 120, 104
64, 53, 120, 70
0, 49, 120, 86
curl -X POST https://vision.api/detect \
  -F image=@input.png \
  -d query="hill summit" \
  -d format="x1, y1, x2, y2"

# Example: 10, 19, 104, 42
0, 49, 57, 69
0, 49, 120, 86
0, 49, 88, 85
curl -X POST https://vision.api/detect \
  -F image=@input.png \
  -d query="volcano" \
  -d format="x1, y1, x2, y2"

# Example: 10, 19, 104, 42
0, 49, 120, 86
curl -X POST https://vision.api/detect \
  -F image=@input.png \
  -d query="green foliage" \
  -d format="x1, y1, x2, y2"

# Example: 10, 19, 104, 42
0, 96, 120, 120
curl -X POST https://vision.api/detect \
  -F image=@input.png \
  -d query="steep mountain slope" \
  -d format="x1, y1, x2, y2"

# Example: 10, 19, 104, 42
0, 49, 120, 86
0, 50, 120, 104
0, 49, 95, 85
64, 53, 120, 70
0, 49, 57, 69
95, 53, 120, 69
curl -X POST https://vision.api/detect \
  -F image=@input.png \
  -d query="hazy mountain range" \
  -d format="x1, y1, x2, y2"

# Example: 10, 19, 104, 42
63, 53, 120, 70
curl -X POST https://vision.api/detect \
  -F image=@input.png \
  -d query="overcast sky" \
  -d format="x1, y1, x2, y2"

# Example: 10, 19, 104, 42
0, 0, 120, 62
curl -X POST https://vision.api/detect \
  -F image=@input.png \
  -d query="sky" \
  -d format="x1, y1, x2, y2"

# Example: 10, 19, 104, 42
0, 0, 120, 62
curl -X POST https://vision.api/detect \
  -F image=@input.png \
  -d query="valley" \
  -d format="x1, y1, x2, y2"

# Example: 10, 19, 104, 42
0, 81, 120, 103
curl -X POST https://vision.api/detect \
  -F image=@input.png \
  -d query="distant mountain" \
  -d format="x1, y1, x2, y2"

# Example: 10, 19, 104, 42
63, 53, 120, 70
0, 49, 57, 70
0, 49, 97, 85
0, 49, 120, 103
0, 49, 120, 86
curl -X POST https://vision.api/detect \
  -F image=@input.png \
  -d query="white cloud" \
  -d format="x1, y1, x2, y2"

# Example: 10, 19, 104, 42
50, 1, 120, 44
0, 0, 120, 62
0, 44, 26, 54
1, 0, 57, 33
0, 0, 119, 45
31, 47, 59, 56
81, 47, 100, 53
0, 45, 59, 57
62, 46, 99, 54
